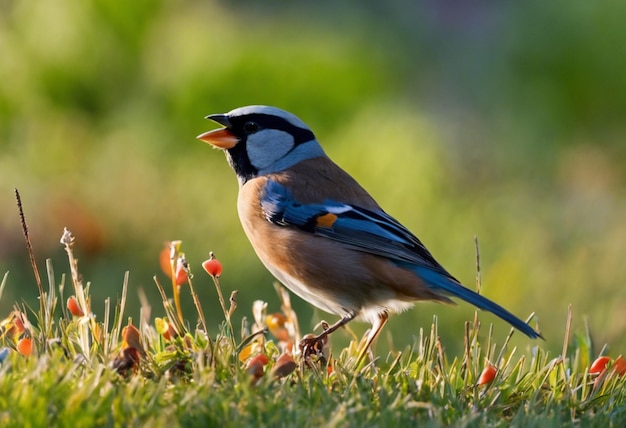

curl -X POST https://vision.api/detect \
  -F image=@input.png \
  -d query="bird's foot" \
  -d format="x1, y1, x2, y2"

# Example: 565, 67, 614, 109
299, 321, 331, 364
298, 313, 357, 366
299, 333, 327, 362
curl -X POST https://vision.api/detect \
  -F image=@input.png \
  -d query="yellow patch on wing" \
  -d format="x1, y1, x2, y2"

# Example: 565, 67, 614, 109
316, 213, 338, 228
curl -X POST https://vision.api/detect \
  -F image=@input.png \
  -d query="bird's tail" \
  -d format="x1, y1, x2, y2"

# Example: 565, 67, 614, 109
410, 265, 542, 339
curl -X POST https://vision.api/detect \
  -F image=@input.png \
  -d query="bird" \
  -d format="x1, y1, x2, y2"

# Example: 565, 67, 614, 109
197, 105, 542, 360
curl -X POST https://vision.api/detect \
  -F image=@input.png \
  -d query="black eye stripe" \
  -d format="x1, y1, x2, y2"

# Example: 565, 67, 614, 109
231, 114, 315, 145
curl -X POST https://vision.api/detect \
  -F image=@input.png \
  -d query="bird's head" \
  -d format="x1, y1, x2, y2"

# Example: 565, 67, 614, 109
197, 105, 326, 185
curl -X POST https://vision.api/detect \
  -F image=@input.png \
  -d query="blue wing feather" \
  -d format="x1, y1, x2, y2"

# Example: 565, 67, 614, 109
261, 179, 541, 339
261, 179, 444, 268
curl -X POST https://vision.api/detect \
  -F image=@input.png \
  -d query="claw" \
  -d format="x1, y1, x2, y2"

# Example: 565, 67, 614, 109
299, 333, 327, 357
299, 333, 328, 367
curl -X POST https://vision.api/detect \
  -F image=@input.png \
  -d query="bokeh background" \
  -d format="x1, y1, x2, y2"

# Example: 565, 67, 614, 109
1, 0, 625, 356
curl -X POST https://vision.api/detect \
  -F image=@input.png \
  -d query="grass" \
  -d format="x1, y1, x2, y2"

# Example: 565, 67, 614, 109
0, 218, 625, 427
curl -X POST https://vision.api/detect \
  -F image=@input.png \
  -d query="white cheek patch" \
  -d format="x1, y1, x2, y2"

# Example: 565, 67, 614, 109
247, 129, 295, 170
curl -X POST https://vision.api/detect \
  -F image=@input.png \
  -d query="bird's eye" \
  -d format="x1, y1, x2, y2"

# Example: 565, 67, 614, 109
243, 121, 259, 134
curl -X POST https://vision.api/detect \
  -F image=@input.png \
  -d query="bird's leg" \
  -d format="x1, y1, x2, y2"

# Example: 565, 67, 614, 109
299, 312, 357, 359
317, 312, 358, 338
355, 311, 389, 367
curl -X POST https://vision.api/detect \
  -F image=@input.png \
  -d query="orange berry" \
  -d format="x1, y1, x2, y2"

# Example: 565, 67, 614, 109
202, 252, 222, 278
477, 364, 497, 385
589, 356, 611, 375
17, 337, 32, 357
160, 241, 184, 279
66, 296, 85, 317
266, 313, 289, 341
159, 245, 173, 278
613, 355, 626, 376
266, 313, 286, 329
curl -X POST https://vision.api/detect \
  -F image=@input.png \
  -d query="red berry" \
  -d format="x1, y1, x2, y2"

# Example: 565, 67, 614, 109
477, 364, 497, 385
589, 356, 611, 375
174, 257, 188, 285
67, 296, 85, 317
247, 353, 269, 367
613, 355, 626, 376
246, 353, 269, 380
202, 252, 222, 278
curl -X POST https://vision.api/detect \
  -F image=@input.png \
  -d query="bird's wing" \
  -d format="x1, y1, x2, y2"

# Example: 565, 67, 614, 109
261, 179, 449, 272
260, 179, 542, 339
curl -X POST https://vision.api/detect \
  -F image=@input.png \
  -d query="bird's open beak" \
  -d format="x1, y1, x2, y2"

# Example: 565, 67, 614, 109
197, 114, 238, 149
197, 128, 238, 149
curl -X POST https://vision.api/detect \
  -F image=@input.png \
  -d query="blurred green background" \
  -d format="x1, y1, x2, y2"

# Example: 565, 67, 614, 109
1, 0, 625, 356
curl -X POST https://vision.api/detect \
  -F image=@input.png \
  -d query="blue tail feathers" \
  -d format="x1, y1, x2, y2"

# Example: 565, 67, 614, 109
408, 264, 541, 339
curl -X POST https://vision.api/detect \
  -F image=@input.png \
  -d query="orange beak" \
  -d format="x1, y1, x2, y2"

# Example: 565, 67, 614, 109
197, 128, 238, 149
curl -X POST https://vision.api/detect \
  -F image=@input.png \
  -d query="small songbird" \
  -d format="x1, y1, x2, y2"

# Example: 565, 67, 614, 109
197, 105, 541, 358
